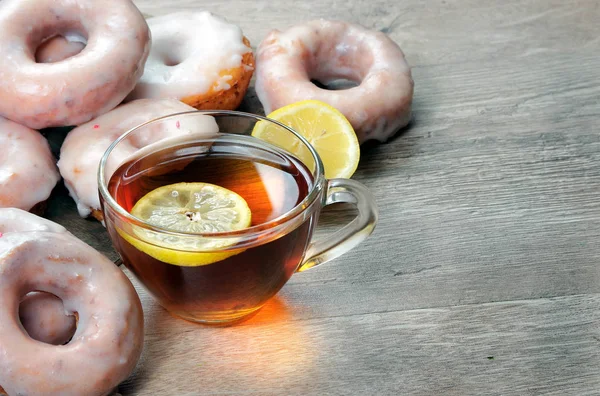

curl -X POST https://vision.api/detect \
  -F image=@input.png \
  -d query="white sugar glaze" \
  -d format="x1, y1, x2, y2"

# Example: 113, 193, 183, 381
127, 11, 252, 101
0, 117, 60, 211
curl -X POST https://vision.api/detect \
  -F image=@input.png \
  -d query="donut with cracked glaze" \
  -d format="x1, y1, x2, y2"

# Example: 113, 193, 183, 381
0, 0, 151, 129
126, 11, 254, 111
255, 19, 414, 143
0, 209, 144, 396
0, 117, 60, 212
58, 99, 219, 220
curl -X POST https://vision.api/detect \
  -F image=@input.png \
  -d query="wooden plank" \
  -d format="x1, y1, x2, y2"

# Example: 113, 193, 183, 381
133, 0, 600, 66
120, 288, 600, 395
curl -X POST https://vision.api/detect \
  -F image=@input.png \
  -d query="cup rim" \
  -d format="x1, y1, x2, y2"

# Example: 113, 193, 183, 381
97, 109, 326, 238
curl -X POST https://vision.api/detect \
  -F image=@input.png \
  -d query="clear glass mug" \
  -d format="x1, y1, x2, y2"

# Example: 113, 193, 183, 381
98, 111, 378, 324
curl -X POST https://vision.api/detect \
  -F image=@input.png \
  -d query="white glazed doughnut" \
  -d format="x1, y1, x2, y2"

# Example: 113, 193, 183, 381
127, 11, 254, 111
0, 117, 60, 212
58, 99, 219, 220
0, 0, 151, 129
255, 20, 414, 143
0, 229, 144, 396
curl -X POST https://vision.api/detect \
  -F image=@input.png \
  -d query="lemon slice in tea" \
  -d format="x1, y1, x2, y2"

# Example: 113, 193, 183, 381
120, 182, 251, 267
252, 100, 360, 179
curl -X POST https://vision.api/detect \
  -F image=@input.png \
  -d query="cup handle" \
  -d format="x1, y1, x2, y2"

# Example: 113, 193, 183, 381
296, 178, 378, 272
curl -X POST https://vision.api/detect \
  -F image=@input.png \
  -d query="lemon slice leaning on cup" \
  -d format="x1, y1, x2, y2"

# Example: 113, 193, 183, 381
119, 182, 252, 267
252, 100, 360, 179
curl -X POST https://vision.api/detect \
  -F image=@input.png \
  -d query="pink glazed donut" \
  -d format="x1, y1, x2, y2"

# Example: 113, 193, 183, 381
256, 20, 414, 143
0, 0, 151, 129
0, 209, 144, 396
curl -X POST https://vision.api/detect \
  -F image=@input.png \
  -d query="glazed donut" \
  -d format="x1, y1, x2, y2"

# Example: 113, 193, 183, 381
35, 34, 86, 64
0, 208, 77, 346
0, 117, 60, 212
0, 0, 151, 129
0, 212, 144, 396
127, 11, 254, 111
255, 20, 414, 143
58, 99, 219, 220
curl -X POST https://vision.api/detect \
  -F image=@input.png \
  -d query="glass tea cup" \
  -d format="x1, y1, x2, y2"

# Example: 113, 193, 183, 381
98, 111, 378, 324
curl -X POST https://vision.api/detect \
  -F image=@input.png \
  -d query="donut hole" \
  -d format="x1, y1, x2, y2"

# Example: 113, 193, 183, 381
158, 49, 186, 67
310, 78, 360, 91
153, 37, 187, 67
28, 21, 88, 63
35, 32, 87, 64
18, 291, 78, 345
163, 53, 184, 67
308, 39, 372, 91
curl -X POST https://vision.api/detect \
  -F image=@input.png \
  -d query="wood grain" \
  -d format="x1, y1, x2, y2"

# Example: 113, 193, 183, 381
121, 285, 600, 395
27, 0, 600, 394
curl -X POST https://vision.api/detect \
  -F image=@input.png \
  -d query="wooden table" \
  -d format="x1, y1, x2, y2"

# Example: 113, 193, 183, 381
43, 0, 600, 394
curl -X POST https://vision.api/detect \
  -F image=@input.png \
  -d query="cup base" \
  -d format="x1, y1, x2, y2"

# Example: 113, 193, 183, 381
168, 305, 264, 326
